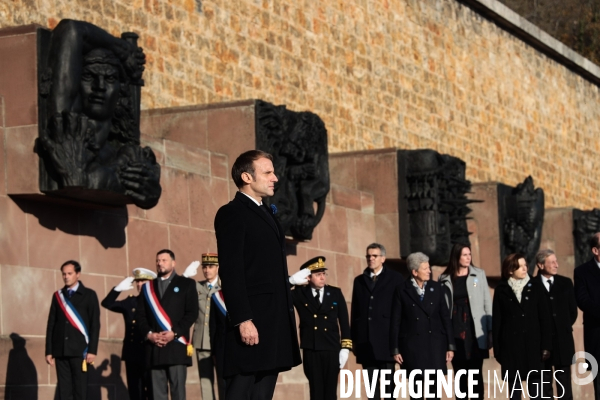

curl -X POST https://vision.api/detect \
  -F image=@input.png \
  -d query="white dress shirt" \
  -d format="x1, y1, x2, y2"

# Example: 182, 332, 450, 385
239, 191, 262, 206
541, 274, 554, 292
311, 287, 324, 303
369, 267, 384, 279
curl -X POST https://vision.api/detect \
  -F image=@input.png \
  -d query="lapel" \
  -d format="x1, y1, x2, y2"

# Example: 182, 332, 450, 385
502, 281, 524, 309
64, 282, 84, 306
585, 259, 600, 283
534, 275, 551, 297
403, 279, 427, 313
362, 271, 375, 293
235, 192, 281, 241
321, 286, 332, 309
421, 282, 435, 316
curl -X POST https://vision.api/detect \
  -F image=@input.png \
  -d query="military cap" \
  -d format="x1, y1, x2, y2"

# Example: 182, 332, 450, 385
300, 256, 327, 273
133, 267, 157, 281
202, 253, 219, 265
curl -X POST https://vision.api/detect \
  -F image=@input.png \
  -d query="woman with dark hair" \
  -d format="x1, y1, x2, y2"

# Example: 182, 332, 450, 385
492, 253, 552, 400
439, 244, 492, 399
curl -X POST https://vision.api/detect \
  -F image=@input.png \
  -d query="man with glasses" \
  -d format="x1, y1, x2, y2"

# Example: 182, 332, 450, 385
574, 233, 600, 400
351, 243, 404, 399
291, 256, 352, 400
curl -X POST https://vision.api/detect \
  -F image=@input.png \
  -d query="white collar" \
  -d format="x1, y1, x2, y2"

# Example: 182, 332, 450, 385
596, 259, 600, 269
541, 274, 554, 284
208, 277, 219, 287
239, 191, 262, 206
68, 282, 80, 292
369, 267, 384, 277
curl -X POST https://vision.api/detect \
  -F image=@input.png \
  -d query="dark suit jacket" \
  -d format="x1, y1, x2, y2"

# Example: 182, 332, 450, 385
351, 267, 404, 364
534, 274, 577, 366
136, 274, 199, 367
574, 258, 600, 364
492, 277, 552, 378
292, 284, 351, 351
389, 279, 455, 372
101, 289, 145, 364
45, 282, 100, 358
214, 192, 301, 377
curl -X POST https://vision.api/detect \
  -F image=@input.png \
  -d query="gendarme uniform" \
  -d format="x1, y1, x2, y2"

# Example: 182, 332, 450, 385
101, 267, 156, 400
291, 257, 352, 400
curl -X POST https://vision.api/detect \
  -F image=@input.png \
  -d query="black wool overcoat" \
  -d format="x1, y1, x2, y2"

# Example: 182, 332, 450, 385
214, 192, 301, 377
351, 267, 404, 364
389, 279, 455, 373
533, 274, 577, 366
574, 258, 600, 368
136, 274, 199, 367
45, 282, 101, 358
492, 277, 552, 379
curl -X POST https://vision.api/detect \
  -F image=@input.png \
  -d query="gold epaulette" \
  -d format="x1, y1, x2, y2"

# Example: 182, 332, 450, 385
341, 339, 353, 349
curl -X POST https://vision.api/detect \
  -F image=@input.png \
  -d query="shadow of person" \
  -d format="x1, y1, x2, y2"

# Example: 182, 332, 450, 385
4, 333, 38, 400
103, 354, 128, 400
86, 360, 105, 400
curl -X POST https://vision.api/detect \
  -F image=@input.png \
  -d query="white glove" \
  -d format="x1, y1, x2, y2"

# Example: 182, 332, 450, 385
289, 269, 311, 285
114, 277, 134, 292
339, 349, 350, 369
183, 261, 200, 278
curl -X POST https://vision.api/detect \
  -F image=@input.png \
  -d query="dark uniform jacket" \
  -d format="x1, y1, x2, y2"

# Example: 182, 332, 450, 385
351, 267, 404, 364
492, 277, 552, 378
45, 282, 101, 358
136, 274, 199, 368
389, 279, 455, 373
574, 258, 600, 368
292, 284, 351, 351
214, 192, 301, 377
534, 274, 577, 366
101, 289, 145, 363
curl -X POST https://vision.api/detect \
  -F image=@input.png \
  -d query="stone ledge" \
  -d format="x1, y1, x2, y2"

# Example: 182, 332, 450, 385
459, 0, 600, 86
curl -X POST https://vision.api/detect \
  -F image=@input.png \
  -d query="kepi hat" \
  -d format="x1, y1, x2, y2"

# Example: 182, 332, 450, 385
202, 253, 219, 265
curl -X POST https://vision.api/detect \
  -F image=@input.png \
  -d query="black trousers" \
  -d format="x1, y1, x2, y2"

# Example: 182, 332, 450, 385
56, 357, 87, 400
451, 357, 484, 399
225, 370, 278, 400
540, 362, 572, 400
303, 349, 339, 400
362, 362, 395, 400
125, 360, 152, 400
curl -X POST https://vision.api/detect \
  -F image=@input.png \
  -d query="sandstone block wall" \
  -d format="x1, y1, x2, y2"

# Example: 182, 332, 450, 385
2, 0, 599, 209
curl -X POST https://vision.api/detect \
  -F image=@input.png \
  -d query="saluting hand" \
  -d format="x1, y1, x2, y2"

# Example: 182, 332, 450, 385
240, 320, 259, 345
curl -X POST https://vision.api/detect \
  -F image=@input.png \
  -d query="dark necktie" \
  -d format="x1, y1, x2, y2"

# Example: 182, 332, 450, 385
372, 275, 378, 283
548, 279, 553, 292
68, 289, 74, 298
419, 293, 424, 302
314, 289, 321, 304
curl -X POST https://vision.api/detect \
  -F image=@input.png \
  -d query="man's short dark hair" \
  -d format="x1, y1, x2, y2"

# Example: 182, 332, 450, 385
231, 150, 273, 188
157, 249, 175, 260
589, 233, 600, 250
61, 260, 82, 273
366, 243, 386, 257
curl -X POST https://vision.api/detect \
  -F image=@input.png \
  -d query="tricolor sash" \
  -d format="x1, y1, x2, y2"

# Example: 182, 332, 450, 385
55, 290, 89, 371
212, 290, 227, 316
142, 281, 193, 356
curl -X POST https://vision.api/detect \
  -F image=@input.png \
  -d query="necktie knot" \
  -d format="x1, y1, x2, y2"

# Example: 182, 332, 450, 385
372, 274, 378, 283
208, 284, 213, 289
68, 289, 74, 298
314, 289, 321, 304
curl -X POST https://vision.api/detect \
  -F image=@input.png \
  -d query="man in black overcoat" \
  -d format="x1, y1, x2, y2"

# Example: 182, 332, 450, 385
101, 267, 157, 400
291, 256, 352, 400
390, 252, 455, 400
45, 260, 101, 400
214, 150, 301, 400
534, 249, 577, 400
574, 233, 600, 400
351, 243, 404, 400
136, 249, 199, 400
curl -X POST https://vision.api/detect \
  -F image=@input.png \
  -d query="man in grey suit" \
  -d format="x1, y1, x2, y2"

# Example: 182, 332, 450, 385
192, 253, 225, 400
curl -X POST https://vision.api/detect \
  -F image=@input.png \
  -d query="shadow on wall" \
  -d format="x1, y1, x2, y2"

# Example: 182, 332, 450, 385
11, 197, 128, 249
4, 333, 38, 400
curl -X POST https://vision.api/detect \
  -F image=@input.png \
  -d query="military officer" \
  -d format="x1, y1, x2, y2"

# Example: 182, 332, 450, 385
291, 256, 352, 400
101, 267, 157, 400
191, 253, 225, 400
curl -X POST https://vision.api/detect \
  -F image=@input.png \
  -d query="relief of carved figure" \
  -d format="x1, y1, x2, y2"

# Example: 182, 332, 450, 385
255, 100, 329, 241
573, 208, 600, 267
37, 19, 161, 209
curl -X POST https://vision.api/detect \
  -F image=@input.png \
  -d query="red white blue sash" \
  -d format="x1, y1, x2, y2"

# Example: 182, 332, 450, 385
212, 290, 227, 316
55, 290, 89, 355
142, 281, 189, 346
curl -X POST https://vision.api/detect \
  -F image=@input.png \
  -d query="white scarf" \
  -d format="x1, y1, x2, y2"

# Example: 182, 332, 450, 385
508, 275, 530, 302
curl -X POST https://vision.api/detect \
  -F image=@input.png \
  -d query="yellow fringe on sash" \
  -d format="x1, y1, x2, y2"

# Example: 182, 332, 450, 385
187, 344, 193, 357
82, 359, 87, 372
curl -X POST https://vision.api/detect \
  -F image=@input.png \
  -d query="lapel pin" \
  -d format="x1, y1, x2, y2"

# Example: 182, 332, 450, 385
327, 292, 330, 296
270, 204, 278, 215
174, 287, 180, 293
525, 296, 529, 300
527, 283, 532, 287
430, 287, 434, 292
333, 302, 338, 305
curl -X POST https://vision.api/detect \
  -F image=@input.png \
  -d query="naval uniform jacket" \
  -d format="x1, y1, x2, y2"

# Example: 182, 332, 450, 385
574, 258, 600, 368
101, 289, 145, 363
389, 279, 455, 373
492, 277, 552, 378
214, 192, 301, 377
292, 284, 351, 351
351, 267, 404, 364
533, 274, 577, 366
136, 274, 199, 368
45, 282, 101, 358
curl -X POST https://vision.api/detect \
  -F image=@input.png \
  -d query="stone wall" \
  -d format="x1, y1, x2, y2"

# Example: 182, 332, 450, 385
2, 0, 600, 209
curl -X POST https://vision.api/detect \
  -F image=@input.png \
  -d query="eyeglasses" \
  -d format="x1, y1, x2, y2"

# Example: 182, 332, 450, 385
365, 255, 382, 259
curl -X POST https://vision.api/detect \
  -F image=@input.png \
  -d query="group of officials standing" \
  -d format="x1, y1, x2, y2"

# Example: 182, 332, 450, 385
44, 148, 600, 400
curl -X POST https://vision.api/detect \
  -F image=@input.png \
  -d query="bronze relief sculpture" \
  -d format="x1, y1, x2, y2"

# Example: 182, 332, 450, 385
37, 19, 161, 209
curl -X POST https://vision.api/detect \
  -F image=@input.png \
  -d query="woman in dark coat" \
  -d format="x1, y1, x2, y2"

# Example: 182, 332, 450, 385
390, 252, 455, 400
492, 253, 552, 400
